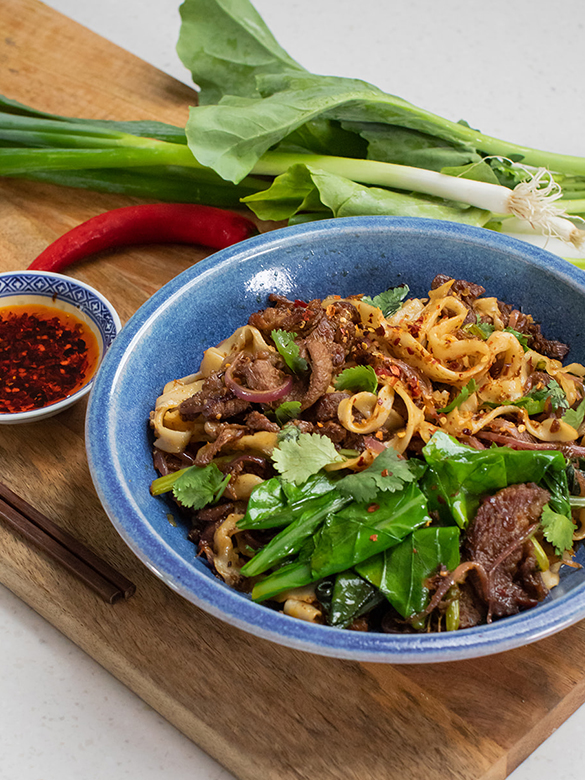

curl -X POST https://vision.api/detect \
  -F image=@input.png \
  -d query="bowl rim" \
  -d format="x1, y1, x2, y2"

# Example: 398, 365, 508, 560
85, 216, 585, 662
0, 270, 121, 423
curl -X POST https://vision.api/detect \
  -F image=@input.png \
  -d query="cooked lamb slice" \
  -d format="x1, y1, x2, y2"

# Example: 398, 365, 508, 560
244, 410, 280, 433
465, 483, 550, 618
248, 295, 325, 337
179, 371, 250, 421
497, 304, 569, 360
194, 424, 246, 466
431, 274, 486, 302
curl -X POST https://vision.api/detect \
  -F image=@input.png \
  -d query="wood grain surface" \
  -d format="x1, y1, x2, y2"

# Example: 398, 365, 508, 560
2, 3, 585, 779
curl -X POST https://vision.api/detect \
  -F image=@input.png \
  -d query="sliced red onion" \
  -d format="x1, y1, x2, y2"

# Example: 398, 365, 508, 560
224, 362, 293, 403
364, 435, 387, 454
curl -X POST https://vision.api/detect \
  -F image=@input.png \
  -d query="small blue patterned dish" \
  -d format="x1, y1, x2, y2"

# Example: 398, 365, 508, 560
86, 217, 585, 663
0, 270, 120, 424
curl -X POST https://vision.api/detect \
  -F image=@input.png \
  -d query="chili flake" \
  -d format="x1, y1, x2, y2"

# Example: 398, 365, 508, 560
0, 303, 99, 414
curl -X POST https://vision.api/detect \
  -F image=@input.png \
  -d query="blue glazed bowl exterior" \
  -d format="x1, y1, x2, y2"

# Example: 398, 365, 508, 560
0, 270, 121, 423
86, 216, 585, 662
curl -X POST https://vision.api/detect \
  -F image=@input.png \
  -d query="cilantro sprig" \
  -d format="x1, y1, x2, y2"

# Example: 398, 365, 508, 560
512, 379, 568, 415
463, 316, 530, 351
336, 447, 416, 503
334, 365, 378, 394
540, 503, 575, 556
563, 396, 585, 430
438, 379, 477, 413
275, 400, 301, 426
150, 462, 230, 510
272, 431, 344, 485
361, 285, 409, 318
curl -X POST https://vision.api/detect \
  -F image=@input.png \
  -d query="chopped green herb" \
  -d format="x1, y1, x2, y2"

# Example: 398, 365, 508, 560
361, 285, 409, 317
272, 431, 344, 485
337, 447, 416, 503
271, 329, 308, 374
463, 319, 495, 340
505, 327, 530, 351
464, 317, 529, 351
334, 365, 378, 394
156, 462, 230, 510
540, 503, 575, 556
563, 396, 585, 430
493, 379, 569, 416
438, 379, 477, 413
275, 400, 301, 426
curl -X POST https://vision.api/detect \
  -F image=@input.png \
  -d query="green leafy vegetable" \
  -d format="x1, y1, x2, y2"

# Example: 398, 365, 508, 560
238, 472, 340, 530
328, 570, 384, 628
272, 431, 344, 485
251, 560, 314, 602
421, 431, 568, 528
241, 492, 351, 577
540, 503, 576, 556
336, 447, 416, 503
1, 1, 585, 249
242, 162, 490, 226
271, 329, 308, 374
334, 365, 378, 394
310, 482, 430, 578
275, 400, 301, 426
357, 526, 460, 618
438, 379, 477, 413
361, 285, 410, 317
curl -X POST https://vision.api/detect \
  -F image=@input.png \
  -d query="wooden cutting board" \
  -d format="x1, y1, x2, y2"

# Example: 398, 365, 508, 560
2, 3, 585, 778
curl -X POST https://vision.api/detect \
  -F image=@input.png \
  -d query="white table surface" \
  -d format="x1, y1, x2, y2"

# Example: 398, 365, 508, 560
2, 1, 585, 778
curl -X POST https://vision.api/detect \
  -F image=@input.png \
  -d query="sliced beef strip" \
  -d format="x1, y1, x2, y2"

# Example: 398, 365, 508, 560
194, 424, 246, 467
431, 274, 486, 327
465, 483, 550, 618
457, 583, 487, 629
244, 410, 280, 433
248, 294, 325, 338
179, 371, 251, 421
431, 274, 486, 302
305, 391, 351, 422
497, 301, 569, 360
238, 352, 286, 391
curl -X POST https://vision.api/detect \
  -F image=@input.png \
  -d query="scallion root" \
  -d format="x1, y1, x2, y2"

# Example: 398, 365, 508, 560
508, 168, 585, 247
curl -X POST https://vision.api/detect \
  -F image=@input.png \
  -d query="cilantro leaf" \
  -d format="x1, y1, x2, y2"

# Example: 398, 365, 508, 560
275, 400, 301, 426
463, 316, 529, 351
464, 319, 495, 340
504, 327, 530, 351
336, 447, 416, 504
563, 396, 585, 430
438, 379, 477, 413
334, 365, 378, 394
172, 463, 230, 510
277, 422, 301, 443
272, 432, 344, 485
540, 503, 575, 556
362, 285, 409, 317
492, 379, 568, 416
271, 329, 308, 374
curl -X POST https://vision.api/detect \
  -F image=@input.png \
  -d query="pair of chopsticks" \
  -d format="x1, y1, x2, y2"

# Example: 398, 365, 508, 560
0, 481, 135, 604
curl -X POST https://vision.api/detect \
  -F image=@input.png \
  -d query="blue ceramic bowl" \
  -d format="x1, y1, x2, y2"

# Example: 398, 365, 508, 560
0, 271, 121, 424
86, 217, 585, 662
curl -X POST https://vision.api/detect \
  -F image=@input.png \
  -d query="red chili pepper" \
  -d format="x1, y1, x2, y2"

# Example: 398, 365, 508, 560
27, 203, 258, 272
